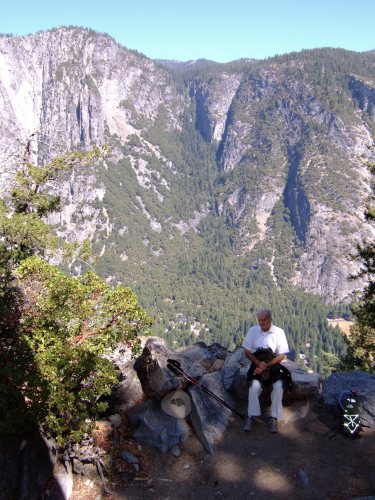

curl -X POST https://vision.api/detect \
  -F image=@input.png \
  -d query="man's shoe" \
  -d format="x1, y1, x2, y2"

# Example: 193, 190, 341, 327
268, 417, 278, 433
243, 416, 254, 432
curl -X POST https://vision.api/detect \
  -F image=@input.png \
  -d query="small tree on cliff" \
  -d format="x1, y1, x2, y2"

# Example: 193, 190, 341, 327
0, 136, 152, 443
339, 143, 375, 373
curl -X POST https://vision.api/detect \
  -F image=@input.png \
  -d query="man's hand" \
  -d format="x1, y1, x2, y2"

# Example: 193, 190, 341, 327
254, 366, 264, 374
245, 349, 270, 371
254, 361, 268, 374
257, 360, 268, 369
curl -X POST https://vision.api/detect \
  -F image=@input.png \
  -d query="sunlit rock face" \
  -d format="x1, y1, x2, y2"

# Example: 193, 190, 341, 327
1, 28, 375, 302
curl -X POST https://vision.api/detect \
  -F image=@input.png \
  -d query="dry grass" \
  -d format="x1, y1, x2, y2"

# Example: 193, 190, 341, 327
327, 318, 353, 336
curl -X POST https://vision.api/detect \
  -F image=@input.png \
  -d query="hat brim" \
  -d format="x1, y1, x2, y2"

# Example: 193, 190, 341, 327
161, 390, 192, 418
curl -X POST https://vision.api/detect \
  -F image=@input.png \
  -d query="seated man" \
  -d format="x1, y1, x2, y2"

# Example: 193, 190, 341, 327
242, 308, 289, 433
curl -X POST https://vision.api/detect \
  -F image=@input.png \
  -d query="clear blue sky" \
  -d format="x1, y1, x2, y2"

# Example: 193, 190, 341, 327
0, 0, 374, 63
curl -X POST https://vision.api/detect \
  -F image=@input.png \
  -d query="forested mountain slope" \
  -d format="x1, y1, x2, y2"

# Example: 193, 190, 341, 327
1, 27, 375, 372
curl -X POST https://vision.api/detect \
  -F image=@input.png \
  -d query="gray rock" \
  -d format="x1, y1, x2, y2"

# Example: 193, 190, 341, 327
231, 365, 250, 400
282, 360, 322, 396
121, 449, 139, 464
127, 399, 189, 453
207, 358, 225, 373
109, 360, 144, 413
108, 414, 122, 428
188, 371, 241, 453
282, 398, 311, 423
170, 445, 181, 457
15, 426, 57, 500
177, 342, 229, 370
82, 463, 99, 480
222, 347, 248, 392
176, 342, 216, 370
42, 461, 73, 500
66, 442, 106, 463
139, 338, 209, 398
298, 470, 309, 488
322, 370, 375, 428
205, 343, 230, 360
0, 434, 22, 500
72, 458, 84, 474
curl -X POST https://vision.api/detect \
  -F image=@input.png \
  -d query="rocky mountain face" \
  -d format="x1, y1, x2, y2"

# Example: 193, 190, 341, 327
190, 64, 375, 298
1, 27, 375, 344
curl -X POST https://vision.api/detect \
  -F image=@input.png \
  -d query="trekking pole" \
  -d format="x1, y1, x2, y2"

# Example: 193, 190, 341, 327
167, 358, 245, 420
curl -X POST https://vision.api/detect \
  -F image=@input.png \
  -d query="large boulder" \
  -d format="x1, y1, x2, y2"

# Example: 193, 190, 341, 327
322, 370, 375, 428
138, 338, 224, 398
0, 434, 22, 500
108, 359, 144, 413
177, 342, 229, 370
281, 360, 322, 396
15, 426, 57, 500
231, 365, 251, 400
138, 337, 185, 397
127, 399, 189, 453
42, 461, 73, 500
188, 371, 243, 453
222, 347, 248, 393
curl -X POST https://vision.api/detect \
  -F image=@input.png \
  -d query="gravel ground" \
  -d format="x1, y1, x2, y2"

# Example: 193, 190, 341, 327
70, 396, 375, 500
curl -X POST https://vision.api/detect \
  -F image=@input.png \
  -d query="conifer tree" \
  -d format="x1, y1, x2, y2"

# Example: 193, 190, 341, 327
339, 143, 375, 373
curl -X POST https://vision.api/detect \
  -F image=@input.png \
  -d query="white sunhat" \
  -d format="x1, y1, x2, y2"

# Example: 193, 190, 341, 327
161, 390, 192, 418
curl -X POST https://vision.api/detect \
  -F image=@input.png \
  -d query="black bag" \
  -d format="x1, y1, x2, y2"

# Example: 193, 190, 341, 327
246, 348, 292, 391
338, 390, 362, 437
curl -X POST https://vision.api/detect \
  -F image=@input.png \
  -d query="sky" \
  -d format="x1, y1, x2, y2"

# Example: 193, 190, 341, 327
0, 0, 374, 63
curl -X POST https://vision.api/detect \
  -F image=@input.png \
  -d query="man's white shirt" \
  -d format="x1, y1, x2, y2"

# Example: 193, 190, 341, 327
242, 324, 289, 355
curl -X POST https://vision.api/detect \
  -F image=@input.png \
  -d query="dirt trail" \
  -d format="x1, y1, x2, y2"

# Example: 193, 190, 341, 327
71, 396, 375, 500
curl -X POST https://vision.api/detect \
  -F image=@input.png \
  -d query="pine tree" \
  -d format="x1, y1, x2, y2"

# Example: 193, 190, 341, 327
339, 143, 375, 373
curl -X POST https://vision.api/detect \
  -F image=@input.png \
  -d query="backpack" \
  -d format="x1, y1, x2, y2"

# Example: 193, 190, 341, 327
247, 348, 293, 391
338, 390, 362, 437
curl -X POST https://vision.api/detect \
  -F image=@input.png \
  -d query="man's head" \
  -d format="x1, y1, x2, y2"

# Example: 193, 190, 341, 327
257, 309, 272, 332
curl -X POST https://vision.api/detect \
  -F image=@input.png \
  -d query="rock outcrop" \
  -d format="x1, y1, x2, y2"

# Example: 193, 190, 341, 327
322, 370, 375, 428
0, 427, 57, 500
129, 338, 323, 453
2, 338, 375, 499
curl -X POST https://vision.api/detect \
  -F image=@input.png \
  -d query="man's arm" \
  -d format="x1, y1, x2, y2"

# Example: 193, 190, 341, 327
244, 348, 268, 372
267, 353, 285, 367
244, 349, 285, 374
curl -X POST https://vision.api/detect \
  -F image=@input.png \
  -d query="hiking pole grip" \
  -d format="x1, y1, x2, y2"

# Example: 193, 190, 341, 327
167, 363, 183, 376
167, 358, 181, 368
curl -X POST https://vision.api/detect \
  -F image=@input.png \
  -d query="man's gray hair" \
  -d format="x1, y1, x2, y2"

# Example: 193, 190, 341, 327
257, 308, 272, 319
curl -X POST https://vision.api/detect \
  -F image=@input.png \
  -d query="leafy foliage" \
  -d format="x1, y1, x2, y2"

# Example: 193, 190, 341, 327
0, 256, 151, 443
0, 139, 152, 443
